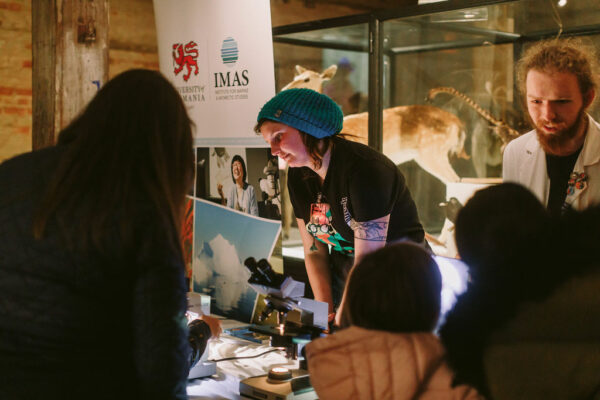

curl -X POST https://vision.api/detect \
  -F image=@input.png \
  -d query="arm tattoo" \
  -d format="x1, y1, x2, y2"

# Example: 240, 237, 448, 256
352, 220, 388, 241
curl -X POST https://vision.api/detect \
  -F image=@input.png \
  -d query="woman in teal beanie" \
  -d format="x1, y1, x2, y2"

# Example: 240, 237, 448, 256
256, 88, 426, 324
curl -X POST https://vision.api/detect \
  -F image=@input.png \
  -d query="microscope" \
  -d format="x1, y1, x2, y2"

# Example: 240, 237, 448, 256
239, 257, 328, 400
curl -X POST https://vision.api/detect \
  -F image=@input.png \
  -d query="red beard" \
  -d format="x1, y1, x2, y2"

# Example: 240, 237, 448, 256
535, 109, 587, 155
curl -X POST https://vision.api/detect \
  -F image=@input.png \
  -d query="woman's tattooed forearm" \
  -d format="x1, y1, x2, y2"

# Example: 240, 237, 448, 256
353, 220, 388, 241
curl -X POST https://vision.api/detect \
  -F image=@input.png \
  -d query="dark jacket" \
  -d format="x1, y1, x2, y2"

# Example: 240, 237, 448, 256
441, 266, 600, 400
0, 146, 189, 399
440, 204, 600, 399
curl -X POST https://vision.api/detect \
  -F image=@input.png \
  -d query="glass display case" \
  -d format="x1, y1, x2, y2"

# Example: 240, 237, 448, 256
273, 0, 600, 258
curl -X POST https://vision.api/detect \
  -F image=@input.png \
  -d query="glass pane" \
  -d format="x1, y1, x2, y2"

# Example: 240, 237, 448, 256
275, 24, 369, 50
382, 0, 600, 257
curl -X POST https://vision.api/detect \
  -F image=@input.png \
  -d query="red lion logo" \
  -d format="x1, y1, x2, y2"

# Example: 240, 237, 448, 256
172, 41, 199, 82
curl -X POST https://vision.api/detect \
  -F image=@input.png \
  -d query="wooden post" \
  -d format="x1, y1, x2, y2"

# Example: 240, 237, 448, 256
32, 0, 109, 150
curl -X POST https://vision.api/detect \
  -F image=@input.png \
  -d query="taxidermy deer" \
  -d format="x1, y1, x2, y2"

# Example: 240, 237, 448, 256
427, 86, 520, 147
427, 87, 521, 177
278, 65, 467, 240
283, 65, 468, 183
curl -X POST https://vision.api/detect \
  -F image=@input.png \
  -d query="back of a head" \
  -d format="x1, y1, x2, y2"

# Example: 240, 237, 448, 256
517, 38, 598, 98
59, 69, 193, 186
339, 242, 441, 333
35, 69, 194, 250
455, 183, 549, 281
442, 185, 594, 397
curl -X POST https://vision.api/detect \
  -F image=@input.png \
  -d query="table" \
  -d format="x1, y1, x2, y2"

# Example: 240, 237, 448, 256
187, 318, 298, 399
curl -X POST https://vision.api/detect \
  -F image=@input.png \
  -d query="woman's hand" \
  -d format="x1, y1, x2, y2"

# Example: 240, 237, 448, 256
200, 314, 222, 338
217, 184, 227, 205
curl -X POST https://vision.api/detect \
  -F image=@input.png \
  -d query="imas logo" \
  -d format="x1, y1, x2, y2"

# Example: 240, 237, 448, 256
220, 37, 238, 67
172, 41, 199, 82
214, 36, 249, 100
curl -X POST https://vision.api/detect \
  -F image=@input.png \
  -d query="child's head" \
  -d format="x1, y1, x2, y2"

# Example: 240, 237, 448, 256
454, 182, 548, 283
339, 242, 442, 333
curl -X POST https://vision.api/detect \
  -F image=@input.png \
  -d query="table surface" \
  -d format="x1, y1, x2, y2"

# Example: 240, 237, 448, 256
187, 318, 298, 399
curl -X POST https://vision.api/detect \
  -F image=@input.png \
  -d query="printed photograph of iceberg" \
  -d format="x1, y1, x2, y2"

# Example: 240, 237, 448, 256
192, 198, 281, 322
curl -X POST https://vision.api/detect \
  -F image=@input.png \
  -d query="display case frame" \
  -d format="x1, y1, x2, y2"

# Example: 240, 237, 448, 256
273, 0, 600, 150
272, 0, 600, 258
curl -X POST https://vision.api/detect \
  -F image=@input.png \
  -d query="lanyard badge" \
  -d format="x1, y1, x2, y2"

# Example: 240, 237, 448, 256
306, 193, 354, 254
308, 203, 332, 234
562, 171, 588, 213
566, 171, 588, 195
307, 192, 333, 237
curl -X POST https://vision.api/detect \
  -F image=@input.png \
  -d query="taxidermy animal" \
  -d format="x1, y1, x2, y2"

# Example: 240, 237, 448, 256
427, 87, 521, 177
278, 65, 466, 240
284, 65, 468, 184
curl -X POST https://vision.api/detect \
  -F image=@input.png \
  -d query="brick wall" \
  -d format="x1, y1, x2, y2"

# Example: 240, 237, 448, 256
0, 0, 32, 162
0, 0, 369, 162
0, 0, 160, 162
109, 0, 158, 79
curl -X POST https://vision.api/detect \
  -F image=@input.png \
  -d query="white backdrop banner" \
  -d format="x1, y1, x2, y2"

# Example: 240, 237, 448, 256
153, 0, 275, 146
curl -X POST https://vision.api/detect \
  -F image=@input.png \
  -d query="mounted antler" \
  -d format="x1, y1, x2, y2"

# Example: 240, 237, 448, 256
428, 87, 521, 146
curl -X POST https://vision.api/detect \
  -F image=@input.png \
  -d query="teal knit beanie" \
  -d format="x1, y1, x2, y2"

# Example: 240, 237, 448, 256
257, 88, 343, 139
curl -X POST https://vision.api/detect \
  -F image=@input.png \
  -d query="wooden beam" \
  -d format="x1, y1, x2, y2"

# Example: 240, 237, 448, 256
32, 1, 57, 150
32, 0, 109, 150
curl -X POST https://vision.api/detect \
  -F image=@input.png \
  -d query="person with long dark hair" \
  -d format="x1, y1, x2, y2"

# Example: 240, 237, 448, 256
0, 69, 194, 399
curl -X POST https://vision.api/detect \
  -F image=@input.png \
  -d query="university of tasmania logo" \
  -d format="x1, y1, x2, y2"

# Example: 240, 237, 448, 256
172, 41, 199, 82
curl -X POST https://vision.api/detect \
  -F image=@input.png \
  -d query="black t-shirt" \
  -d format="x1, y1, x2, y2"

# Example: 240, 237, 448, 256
288, 137, 424, 254
546, 146, 582, 215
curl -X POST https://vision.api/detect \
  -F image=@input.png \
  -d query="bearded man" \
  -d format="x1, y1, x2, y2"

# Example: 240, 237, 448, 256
503, 38, 600, 215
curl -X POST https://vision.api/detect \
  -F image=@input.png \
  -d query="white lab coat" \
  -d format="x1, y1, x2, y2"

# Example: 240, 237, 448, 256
502, 114, 600, 210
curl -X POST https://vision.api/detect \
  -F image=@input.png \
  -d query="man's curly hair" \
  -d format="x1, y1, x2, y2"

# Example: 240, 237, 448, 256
517, 38, 599, 101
